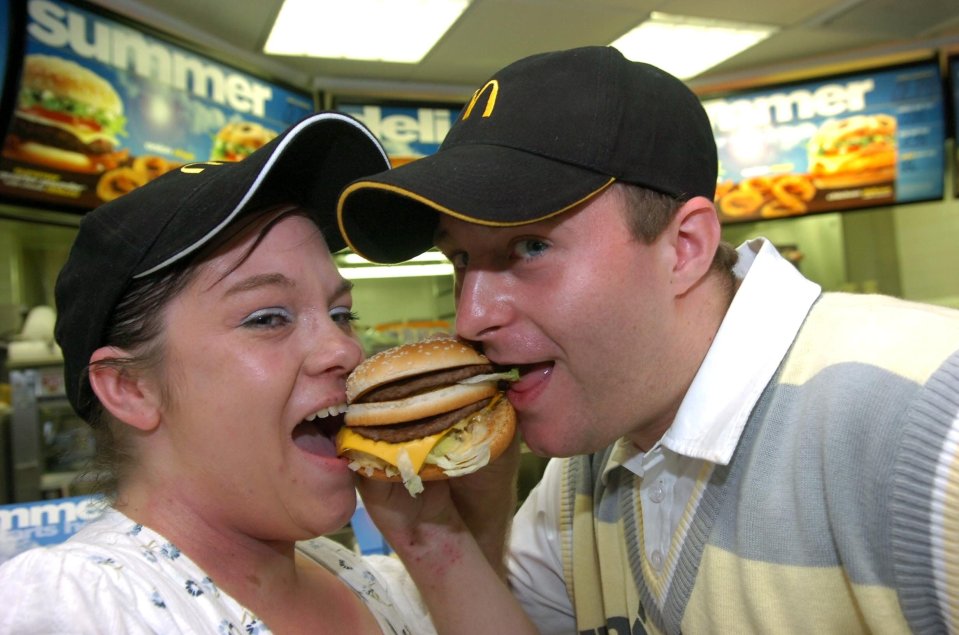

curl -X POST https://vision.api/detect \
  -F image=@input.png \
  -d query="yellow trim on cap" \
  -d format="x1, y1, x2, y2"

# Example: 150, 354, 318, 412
337, 178, 616, 261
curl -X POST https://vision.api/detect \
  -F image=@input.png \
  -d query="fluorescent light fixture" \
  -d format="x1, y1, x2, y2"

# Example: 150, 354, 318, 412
264, 0, 469, 63
611, 12, 776, 80
340, 263, 454, 280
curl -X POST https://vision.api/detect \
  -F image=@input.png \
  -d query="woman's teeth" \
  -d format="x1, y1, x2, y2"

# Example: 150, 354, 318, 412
306, 404, 348, 420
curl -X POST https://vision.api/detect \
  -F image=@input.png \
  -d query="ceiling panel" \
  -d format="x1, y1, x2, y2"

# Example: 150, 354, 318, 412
704, 27, 898, 79
87, 0, 959, 99
413, 0, 653, 84
825, 0, 959, 36
657, 0, 844, 26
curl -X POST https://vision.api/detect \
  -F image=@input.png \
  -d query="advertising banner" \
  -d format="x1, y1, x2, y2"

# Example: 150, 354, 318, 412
0, 0, 315, 211
0, 0, 22, 136
704, 61, 945, 223
336, 102, 461, 166
1, 0, 10, 97
0, 495, 103, 562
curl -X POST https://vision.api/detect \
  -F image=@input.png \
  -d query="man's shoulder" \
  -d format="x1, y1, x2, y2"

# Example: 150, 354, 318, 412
791, 292, 959, 385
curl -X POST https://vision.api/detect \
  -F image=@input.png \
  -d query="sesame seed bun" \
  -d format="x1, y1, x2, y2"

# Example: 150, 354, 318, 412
22, 54, 122, 116
347, 337, 491, 402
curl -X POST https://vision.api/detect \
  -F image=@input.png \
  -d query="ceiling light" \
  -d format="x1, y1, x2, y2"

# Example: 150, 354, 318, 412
264, 0, 469, 63
339, 263, 454, 280
611, 12, 776, 80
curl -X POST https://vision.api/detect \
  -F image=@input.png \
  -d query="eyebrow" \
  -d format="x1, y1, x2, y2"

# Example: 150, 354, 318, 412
223, 274, 354, 298
223, 272, 294, 296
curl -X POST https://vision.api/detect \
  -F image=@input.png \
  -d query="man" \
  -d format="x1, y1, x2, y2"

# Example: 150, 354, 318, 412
338, 46, 959, 634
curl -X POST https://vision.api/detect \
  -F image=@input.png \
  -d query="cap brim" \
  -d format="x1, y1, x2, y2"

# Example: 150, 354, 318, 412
338, 143, 613, 263
136, 113, 389, 277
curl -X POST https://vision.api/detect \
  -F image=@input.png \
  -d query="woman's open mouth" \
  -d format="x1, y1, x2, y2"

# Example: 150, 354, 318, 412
292, 404, 347, 457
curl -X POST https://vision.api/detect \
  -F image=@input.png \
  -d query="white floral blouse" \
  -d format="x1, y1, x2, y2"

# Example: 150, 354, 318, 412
0, 508, 435, 634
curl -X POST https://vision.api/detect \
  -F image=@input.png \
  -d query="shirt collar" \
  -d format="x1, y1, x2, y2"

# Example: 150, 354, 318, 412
666, 238, 820, 463
602, 238, 821, 482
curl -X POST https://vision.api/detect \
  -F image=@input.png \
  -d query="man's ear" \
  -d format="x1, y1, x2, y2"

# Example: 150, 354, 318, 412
668, 196, 721, 296
88, 347, 161, 432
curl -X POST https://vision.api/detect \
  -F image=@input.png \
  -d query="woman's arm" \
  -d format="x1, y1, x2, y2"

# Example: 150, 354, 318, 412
357, 437, 537, 634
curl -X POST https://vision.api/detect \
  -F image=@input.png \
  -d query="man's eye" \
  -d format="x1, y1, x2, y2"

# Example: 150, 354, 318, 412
512, 239, 550, 260
447, 252, 468, 269
330, 307, 359, 327
242, 308, 292, 328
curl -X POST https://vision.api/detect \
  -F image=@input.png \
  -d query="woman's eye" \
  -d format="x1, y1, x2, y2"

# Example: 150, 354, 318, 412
330, 307, 359, 327
512, 239, 550, 260
242, 308, 292, 329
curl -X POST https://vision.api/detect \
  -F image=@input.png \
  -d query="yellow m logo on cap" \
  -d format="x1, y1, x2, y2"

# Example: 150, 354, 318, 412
462, 80, 499, 119
180, 161, 225, 174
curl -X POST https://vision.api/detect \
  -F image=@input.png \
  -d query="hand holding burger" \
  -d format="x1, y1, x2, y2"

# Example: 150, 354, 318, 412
336, 336, 517, 496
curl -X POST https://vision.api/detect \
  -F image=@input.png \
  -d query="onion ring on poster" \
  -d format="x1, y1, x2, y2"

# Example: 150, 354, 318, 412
97, 167, 147, 202
719, 189, 764, 218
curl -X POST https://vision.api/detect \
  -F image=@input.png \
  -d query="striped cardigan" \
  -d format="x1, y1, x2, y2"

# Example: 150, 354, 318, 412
561, 293, 959, 634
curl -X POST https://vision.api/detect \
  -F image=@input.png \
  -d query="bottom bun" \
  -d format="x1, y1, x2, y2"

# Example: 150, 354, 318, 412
4, 140, 130, 174
365, 397, 516, 483
812, 166, 896, 190
368, 461, 459, 483
6, 141, 97, 172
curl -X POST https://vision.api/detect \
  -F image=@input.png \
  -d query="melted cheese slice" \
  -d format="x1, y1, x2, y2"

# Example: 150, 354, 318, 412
336, 427, 450, 472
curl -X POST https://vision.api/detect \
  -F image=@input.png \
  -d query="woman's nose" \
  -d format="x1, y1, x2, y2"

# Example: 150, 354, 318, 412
304, 319, 364, 376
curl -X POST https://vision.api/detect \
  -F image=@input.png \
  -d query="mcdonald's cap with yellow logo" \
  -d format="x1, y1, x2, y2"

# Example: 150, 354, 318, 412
55, 112, 390, 422
338, 45, 717, 264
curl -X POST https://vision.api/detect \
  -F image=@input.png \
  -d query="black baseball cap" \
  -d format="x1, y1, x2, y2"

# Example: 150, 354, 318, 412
55, 112, 390, 422
337, 45, 717, 264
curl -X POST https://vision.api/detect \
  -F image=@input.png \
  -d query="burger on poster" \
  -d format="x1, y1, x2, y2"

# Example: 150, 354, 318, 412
4, 54, 128, 173
209, 120, 277, 162
807, 113, 898, 189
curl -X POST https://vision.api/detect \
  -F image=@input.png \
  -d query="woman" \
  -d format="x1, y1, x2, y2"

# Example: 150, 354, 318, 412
0, 113, 534, 634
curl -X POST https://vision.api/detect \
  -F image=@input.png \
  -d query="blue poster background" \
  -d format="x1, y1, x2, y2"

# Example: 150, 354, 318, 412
337, 103, 461, 166
0, 494, 390, 562
0, 495, 104, 562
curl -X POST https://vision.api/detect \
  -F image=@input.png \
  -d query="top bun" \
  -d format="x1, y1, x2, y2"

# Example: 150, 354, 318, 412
22, 54, 123, 115
347, 336, 490, 402
215, 121, 277, 145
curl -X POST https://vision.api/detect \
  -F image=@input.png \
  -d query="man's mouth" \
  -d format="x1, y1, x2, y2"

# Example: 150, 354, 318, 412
292, 404, 347, 456
508, 362, 553, 393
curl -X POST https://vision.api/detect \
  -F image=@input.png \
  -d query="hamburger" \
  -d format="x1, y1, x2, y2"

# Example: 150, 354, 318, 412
210, 121, 277, 162
336, 337, 517, 496
5, 55, 127, 173
807, 113, 897, 189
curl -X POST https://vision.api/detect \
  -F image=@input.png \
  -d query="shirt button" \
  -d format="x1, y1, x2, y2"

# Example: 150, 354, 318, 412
649, 483, 665, 503
649, 550, 664, 570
